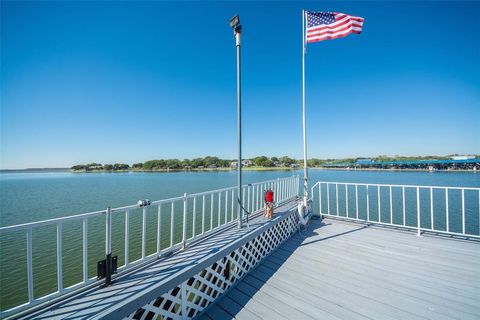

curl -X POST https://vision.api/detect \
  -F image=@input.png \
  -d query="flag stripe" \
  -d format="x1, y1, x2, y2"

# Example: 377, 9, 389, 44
308, 26, 363, 40
306, 11, 364, 43
307, 26, 363, 42
307, 25, 363, 41
307, 20, 363, 36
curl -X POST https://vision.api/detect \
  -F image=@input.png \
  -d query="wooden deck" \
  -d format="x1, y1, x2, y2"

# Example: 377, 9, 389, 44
202, 218, 480, 320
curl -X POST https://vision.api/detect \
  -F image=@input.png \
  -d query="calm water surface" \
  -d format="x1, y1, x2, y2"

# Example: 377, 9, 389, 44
0, 169, 479, 310
2, 169, 479, 226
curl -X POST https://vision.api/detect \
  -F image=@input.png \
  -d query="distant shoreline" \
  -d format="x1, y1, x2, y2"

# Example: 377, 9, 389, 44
70, 166, 297, 173
2, 167, 477, 173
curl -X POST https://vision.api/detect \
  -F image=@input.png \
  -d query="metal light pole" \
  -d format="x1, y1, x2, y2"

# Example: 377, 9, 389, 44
230, 15, 243, 228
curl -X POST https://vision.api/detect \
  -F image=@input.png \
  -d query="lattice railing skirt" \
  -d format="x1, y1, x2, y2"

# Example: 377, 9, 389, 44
125, 212, 299, 320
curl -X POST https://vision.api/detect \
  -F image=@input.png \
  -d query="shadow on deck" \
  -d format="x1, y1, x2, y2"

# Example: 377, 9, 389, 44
201, 218, 480, 320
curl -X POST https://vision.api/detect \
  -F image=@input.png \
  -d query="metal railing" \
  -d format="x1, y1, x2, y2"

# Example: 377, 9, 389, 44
311, 181, 480, 238
0, 175, 299, 316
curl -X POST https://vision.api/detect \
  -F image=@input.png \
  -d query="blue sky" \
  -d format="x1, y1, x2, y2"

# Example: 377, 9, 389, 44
1, 1, 479, 169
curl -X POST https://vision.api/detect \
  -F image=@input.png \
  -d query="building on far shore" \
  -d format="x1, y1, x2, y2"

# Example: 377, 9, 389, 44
451, 155, 476, 160
241, 160, 253, 166
230, 160, 253, 167
356, 158, 374, 165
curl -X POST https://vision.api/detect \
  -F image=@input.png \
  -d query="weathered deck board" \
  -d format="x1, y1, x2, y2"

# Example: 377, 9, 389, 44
204, 218, 480, 320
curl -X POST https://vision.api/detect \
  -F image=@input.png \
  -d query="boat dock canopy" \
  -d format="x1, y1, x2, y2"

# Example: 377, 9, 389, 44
202, 218, 480, 320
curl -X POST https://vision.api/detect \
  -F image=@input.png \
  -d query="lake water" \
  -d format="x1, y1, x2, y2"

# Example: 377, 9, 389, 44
2, 169, 479, 227
0, 169, 479, 311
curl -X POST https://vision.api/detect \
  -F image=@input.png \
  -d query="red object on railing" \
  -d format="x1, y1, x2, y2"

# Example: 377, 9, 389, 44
265, 190, 274, 203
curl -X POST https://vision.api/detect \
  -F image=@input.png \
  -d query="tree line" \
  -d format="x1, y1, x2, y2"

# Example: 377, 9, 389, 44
71, 156, 300, 171
71, 155, 476, 171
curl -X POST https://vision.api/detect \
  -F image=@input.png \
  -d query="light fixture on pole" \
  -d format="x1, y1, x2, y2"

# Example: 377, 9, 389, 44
230, 15, 243, 228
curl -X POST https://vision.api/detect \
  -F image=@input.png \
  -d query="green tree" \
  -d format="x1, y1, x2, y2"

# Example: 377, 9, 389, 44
86, 163, 102, 167
219, 159, 231, 168
191, 158, 205, 168
181, 159, 192, 168
204, 156, 220, 167
166, 159, 181, 169
279, 156, 295, 166
308, 158, 324, 167
113, 163, 129, 170
252, 156, 273, 167
132, 163, 144, 169
144, 160, 166, 170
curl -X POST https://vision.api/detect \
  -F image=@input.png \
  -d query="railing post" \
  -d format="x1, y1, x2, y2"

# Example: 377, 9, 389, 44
252, 184, 255, 211
445, 188, 449, 233
224, 191, 228, 224
193, 196, 197, 238
231, 190, 234, 221
182, 193, 187, 249
142, 206, 147, 259
377, 186, 381, 222
275, 178, 282, 202
210, 194, 214, 231
57, 222, 63, 292
430, 188, 434, 230
217, 192, 221, 226
390, 186, 393, 224
336, 183, 339, 216
366, 185, 370, 221
416, 187, 421, 237
125, 210, 130, 266
461, 189, 465, 235
327, 183, 330, 214
170, 202, 175, 248
402, 186, 406, 226
311, 183, 315, 210
345, 184, 349, 217
27, 228, 34, 303
355, 184, 358, 219
319, 183, 322, 216
105, 206, 112, 286
157, 205, 162, 256
83, 218, 88, 282
202, 195, 206, 234
247, 185, 251, 212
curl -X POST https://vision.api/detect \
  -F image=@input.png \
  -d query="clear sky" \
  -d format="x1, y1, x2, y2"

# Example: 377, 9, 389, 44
1, 1, 479, 169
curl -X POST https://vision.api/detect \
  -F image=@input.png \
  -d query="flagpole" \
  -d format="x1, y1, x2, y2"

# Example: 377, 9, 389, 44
302, 10, 309, 208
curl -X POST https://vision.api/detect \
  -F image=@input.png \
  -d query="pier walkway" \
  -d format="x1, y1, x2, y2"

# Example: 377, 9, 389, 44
20, 201, 299, 320
202, 218, 480, 320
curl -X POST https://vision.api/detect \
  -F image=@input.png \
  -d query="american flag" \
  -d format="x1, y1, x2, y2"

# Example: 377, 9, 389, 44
306, 11, 364, 43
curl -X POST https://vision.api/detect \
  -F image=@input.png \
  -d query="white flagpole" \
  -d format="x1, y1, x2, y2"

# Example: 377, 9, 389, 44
302, 10, 309, 207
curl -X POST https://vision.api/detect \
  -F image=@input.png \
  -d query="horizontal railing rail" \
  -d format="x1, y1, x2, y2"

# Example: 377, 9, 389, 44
311, 181, 480, 239
0, 175, 300, 316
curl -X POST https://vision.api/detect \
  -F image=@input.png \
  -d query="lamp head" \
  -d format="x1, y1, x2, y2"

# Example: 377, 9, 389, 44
229, 15, 241, 33
229, 15, 240, 28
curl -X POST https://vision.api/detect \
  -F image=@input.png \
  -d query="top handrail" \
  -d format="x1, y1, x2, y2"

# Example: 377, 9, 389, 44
311, 180, 480, 191
0, 209, 106, 233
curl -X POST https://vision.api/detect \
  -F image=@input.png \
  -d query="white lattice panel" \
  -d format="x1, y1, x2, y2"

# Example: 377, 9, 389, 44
125, 213, 299, 320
